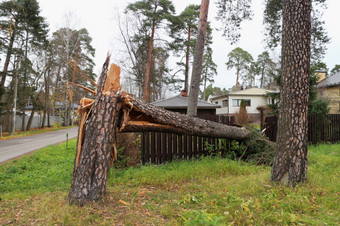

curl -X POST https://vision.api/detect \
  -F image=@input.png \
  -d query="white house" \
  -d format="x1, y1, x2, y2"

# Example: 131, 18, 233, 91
210, 88, 278, 116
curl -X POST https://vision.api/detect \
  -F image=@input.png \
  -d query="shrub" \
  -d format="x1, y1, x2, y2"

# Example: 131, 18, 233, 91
204, 128, 276, 166
240, 128, 276, 165
235, 99, 249, 125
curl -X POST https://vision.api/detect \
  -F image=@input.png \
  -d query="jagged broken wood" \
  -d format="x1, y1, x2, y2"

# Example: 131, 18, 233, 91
68, 56, 250, 205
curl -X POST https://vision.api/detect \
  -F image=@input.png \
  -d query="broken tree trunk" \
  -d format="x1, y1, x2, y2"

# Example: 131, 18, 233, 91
68, 57, 121, 205
68, 55, 249, 205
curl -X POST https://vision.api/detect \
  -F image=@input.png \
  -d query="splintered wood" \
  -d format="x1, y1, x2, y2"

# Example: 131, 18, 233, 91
74, 63, 121, 169
104, 63, 121, 93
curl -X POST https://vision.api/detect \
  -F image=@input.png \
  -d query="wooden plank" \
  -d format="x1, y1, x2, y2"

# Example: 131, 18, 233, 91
168, 133, 173, 161
198, 136, 203, 156
157, 132, 162, 164
184, 135, 188, 160
161, 133, 167, 163
214, 138, 218, 153
193, 136, 198, 156
188, 135, 193, 159
141, 132, 146, 164
203, 137, 208, 156
178, 134, 183, 159
173, 134, 177, 159
151, 132, 156, 164
141, 132, 145, 164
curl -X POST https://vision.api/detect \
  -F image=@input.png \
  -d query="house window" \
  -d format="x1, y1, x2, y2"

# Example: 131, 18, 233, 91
232, 99, 251, 107
222, 100, 228, 107
215, 101, 218, 105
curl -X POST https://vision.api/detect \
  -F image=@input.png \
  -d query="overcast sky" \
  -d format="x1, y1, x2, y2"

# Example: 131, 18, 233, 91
38, 0, 340, 94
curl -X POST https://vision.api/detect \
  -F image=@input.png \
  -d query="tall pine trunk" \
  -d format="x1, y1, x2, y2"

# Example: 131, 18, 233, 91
235, 68, 239, 91
187, 0, 209, 116
271, 0, 311, 186
0, 33, 15, 89
143, 4, 158, 103
184, 24, 191, 94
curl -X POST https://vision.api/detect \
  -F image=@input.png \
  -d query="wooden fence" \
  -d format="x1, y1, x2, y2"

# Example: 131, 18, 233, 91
141, 115, 235, 165
264, 114, 340, 144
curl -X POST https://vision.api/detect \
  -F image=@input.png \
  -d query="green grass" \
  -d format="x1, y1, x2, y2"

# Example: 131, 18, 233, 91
0, 142, 339, 225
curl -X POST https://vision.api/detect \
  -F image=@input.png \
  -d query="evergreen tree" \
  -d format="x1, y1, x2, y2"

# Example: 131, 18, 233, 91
215, 0, 253, 44
271, 0, 311, 186
263, 0, 329, 65
0, 0, 48, 131
201, 44, 217, 100
255, 51, 277, 89
169, 4, 200, 94
330, 64, 340, 74
126, 0, 175, 102
225, 47, 253, 91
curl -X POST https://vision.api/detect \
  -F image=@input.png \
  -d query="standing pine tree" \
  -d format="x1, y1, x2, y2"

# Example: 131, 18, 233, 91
271, 0, 311, 186
126, 0, 175, 102
225, 47, 253, 91
187, 0, 210, 117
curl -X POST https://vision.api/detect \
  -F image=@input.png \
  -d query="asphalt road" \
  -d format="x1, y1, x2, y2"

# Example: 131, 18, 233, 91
0, 127, 78, 164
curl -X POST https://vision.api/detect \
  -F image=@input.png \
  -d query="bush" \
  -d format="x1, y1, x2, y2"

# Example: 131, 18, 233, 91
241, 128, 276, 165
235, 99, 249, 125
224, 128, 276, 166
205, 128, 276, 166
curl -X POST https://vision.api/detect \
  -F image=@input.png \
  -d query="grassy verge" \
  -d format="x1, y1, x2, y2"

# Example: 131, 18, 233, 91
0, 126, 76, 140
0, 142, 339, 225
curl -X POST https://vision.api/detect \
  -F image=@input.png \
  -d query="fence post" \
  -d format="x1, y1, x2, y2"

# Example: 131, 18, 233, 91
66, 133, 69, 149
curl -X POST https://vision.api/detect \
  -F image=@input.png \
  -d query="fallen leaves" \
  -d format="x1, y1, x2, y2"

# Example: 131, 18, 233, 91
118, 200, 130, 206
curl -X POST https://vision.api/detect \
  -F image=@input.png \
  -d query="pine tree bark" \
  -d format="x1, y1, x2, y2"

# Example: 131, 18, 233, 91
68, 57, 120, 205
143, 4, 158, 103
235, 68, 239, 91
187, 0, 209, 116
184, 24, 191, 94
271, 0, 311, 186
0, 33, 15, 89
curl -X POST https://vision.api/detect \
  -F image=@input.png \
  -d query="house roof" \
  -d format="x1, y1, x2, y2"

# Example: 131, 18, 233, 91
316, 71, 340, 89
211, 88, 277, 100
151, 95, 221, 109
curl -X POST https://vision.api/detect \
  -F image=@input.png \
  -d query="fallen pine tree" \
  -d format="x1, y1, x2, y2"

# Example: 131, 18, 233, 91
68, 56, 273, 205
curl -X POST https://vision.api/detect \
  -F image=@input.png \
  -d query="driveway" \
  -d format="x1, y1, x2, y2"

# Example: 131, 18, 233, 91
0, 127, 78, 164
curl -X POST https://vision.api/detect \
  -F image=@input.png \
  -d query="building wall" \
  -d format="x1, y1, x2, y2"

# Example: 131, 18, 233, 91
212, 95, 273, 115
166, 108, 216, 116
318, 86, 340, 114
228, 95, 270, 114
211, 97, 229, 115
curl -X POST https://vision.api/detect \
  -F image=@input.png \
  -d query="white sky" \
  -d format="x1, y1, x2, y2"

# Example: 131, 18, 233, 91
38, 0, 340, 94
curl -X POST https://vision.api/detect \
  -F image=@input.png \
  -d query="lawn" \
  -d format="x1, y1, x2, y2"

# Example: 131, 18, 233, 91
0, 140, 339, 225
